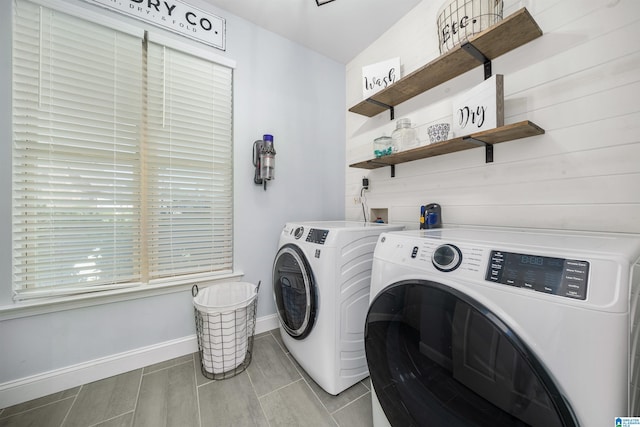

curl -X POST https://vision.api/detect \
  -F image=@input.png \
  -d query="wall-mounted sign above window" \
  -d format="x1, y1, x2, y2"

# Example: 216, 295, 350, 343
85, 0, 226, 50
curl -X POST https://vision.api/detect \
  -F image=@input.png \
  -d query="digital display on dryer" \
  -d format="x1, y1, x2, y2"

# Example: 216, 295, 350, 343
486, 250, 589, 300
306, 228, 329, 244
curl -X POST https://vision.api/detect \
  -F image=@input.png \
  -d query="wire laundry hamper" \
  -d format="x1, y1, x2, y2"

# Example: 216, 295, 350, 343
437, 0, 504, 54
193, 281, 260, 380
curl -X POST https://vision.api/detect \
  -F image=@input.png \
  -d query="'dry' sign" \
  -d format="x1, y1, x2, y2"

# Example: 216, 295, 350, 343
362, 58, 401, 99
452, 74, 504, 136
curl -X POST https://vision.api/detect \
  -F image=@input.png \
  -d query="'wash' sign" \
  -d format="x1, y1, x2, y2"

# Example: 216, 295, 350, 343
86, 0, 225, 50
362, 58, 401, 99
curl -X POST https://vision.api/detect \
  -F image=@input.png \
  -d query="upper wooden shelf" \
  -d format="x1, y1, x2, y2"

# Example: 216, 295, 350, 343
348, 8, 543, 118
349, 121, 544, 170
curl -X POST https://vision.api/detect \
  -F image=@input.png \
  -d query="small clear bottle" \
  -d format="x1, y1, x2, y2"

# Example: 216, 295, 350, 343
392, 118, 419, 151
373, 135, 395, 158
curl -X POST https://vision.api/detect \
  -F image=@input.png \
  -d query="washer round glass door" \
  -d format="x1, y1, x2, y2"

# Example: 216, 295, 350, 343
365, 280, 577, 427
273, 243, 317, 339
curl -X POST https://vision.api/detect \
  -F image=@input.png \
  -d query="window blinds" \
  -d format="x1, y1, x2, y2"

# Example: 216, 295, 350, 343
12, 0, 234, 300
146, 42, 233, 281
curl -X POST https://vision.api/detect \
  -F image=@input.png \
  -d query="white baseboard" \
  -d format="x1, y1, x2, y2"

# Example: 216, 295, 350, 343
0, 314, 279, 409
255, 313, 279, 335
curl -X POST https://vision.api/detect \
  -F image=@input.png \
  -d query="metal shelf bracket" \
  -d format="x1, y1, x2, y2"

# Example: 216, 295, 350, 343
463, 136, 494, 163
369, 161, 396, 177
365, 98, 395, 120
461, 41, 492, 80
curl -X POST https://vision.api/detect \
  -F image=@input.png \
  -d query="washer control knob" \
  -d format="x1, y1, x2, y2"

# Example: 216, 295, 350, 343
432, 244, 462, 272
294, 227, 304, 239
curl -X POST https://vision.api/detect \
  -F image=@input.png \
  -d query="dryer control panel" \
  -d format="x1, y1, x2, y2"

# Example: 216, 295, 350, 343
486, 250, 589, 300
306, 228, 329, 245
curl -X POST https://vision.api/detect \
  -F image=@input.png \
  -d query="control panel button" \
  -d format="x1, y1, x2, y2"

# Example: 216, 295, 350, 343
294, 227, 304, 239
411, 246, 419, 259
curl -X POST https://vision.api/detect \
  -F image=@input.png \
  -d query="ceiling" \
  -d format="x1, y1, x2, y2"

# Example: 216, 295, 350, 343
203, 0, 423, 64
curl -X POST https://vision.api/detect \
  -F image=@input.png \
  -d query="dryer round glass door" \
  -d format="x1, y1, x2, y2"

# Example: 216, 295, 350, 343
365, 280, 578, 427
272, 244, 317, 339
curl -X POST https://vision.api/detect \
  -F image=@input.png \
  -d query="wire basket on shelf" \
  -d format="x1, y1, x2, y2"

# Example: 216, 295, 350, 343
437, 0, 504, 54
193, 281, 260, 380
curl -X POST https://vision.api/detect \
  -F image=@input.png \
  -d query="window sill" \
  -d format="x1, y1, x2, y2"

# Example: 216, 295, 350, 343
0, 271, 245, 321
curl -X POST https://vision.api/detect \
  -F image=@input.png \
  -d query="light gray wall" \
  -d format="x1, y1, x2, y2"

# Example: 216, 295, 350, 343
0, 0, 345, 386
223, 1, 346, 318
345, 0, 640, 234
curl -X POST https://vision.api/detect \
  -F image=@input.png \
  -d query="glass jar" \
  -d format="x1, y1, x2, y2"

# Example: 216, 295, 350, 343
373, 135, 395, 158
392, 118, 419, 151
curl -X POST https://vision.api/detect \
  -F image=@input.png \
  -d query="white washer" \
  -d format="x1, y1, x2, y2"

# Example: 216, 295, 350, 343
365, 226, 640, 427
272, 221, 404, 395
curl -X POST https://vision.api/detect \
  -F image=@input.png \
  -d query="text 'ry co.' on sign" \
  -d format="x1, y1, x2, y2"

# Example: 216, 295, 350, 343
87, 0, 225, 50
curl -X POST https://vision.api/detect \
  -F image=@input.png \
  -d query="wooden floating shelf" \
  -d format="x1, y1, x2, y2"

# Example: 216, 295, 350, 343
349, 121, 545, 170
349, 8, 543, 118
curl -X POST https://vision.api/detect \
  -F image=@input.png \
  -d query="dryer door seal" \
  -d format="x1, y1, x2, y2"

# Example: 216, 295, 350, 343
273, 244, 317, 339
365, 280, 578, 427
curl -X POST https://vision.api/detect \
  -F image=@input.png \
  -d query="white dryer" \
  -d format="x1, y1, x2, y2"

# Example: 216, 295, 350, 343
273, 221, 404, 395
365, 226, 640, 427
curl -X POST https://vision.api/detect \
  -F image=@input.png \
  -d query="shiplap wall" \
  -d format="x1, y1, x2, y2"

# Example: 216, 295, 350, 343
345, 0, 640, 233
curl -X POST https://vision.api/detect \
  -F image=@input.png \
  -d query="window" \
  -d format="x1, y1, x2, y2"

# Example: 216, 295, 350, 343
12, 0, 234, 301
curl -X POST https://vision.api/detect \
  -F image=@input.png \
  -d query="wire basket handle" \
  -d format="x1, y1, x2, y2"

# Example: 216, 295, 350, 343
193, 281, 260, 298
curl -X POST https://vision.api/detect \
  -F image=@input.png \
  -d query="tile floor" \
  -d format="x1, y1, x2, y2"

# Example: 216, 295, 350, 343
0, 329, 373, 427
